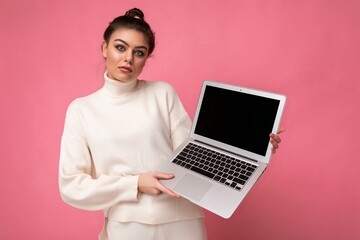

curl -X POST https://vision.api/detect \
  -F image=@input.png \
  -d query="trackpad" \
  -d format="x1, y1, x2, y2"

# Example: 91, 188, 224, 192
174, 174, 212, 202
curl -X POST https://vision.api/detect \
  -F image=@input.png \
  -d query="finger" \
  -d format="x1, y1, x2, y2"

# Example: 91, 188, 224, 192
153, 172, 175, 180
270, 133, 282, 144
157, 182, 180, 198
278, 128, 286, 134
152, 172, 180, 197
273, 135, 282, 144
270, 138, 279, 149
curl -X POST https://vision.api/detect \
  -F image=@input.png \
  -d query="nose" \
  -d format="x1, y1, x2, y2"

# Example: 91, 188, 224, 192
124, 51, 134, 64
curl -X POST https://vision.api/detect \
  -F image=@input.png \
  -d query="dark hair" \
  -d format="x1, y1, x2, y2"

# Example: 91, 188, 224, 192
103, 8, 155, 55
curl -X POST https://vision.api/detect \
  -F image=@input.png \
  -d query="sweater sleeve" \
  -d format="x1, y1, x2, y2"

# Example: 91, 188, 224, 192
58, 102, 139, 211
166, 86, 193, 150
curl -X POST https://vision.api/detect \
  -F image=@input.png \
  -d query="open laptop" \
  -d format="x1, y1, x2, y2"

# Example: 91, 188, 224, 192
158, 80, 286, 218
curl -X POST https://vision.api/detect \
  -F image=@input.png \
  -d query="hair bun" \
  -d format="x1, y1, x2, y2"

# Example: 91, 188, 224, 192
125, 8, 145, 20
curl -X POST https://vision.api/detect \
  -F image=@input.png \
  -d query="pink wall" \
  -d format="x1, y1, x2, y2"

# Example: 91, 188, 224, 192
1, 0, 359, 239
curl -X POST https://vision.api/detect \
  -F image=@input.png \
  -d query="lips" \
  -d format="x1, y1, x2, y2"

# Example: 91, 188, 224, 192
119, 66, 133, 73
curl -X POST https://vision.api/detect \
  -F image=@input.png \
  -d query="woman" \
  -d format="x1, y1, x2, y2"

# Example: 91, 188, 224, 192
58, 8, 283, 240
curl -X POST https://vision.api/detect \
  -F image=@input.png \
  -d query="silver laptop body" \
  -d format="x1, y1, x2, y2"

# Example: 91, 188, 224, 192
158, 80, 286, 218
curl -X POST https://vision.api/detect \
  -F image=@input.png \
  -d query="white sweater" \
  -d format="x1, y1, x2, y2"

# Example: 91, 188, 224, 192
59, 73, 203, 224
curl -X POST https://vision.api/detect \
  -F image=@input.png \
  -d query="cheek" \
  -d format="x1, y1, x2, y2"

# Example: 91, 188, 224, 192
137, 59, 148, 70
106, 51, 122, 66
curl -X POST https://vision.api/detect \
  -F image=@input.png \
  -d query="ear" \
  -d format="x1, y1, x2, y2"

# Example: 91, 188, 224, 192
101, 41, 108, 58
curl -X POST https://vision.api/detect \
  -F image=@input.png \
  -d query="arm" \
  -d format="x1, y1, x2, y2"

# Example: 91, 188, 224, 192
137, 83, 191, 198
58, 103, 139, 211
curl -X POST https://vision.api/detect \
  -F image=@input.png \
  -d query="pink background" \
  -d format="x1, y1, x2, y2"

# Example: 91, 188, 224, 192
1, 0, 359, 239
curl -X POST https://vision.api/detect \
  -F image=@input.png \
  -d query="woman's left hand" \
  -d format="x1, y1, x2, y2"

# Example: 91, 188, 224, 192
270, 128, 285, 154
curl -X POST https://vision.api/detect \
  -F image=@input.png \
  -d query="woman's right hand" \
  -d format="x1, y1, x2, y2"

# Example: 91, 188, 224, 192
138, 172, 180, 198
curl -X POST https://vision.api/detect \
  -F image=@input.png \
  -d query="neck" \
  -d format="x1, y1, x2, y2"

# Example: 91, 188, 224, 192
101, 72, 138, 97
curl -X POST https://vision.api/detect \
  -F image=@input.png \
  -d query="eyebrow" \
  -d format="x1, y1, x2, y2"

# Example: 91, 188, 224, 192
114, 39, 148, 51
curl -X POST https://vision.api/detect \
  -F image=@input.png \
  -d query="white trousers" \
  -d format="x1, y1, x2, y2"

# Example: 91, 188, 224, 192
106, 218, 207, 240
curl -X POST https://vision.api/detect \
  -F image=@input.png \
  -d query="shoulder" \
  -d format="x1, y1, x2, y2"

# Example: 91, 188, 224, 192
141, 80, 178, 96
66, 90, 101, 112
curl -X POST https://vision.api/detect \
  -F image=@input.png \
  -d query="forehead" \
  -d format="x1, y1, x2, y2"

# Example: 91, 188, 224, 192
109, 28, 149, 47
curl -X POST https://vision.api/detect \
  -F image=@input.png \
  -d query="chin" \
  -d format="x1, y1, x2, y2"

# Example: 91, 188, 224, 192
108, 73, 134, 82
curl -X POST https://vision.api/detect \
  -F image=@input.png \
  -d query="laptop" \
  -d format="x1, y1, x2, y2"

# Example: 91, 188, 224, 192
158, 80, 286, 218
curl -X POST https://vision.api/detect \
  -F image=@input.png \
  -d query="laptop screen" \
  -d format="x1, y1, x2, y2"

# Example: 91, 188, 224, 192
194, 85, 280, 156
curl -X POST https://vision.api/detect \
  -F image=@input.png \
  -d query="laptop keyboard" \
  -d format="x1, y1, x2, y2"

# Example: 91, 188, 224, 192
172, 142, 258, 191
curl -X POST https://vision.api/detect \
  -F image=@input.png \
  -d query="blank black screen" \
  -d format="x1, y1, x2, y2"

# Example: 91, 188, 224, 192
194, 86, 280, 156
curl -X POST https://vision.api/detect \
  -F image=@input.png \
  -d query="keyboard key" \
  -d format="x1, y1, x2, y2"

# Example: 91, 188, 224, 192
214, 175, 221, 181
177, 155, 186, 161
233, 177, 246, 185
246, 166, 256, 172
239, 174, 249, 181
190, 166, 215, 179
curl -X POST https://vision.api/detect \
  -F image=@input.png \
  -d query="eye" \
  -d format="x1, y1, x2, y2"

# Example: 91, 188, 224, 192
115, 45, 125, 52
134, 50, 145, 57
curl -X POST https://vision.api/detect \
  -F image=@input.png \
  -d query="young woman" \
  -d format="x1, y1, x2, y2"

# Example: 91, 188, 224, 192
58, 8, 283, 240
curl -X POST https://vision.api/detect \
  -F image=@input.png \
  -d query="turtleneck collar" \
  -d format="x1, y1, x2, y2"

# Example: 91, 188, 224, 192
101, 72, 139, 97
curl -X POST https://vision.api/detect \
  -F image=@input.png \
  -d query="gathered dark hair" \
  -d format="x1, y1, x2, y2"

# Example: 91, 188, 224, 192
103, 8, 155, 55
